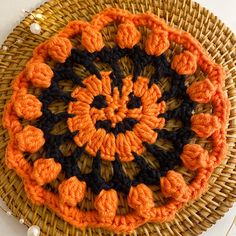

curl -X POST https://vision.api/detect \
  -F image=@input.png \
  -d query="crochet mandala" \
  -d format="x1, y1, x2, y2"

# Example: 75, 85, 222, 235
3, 8, 230, 232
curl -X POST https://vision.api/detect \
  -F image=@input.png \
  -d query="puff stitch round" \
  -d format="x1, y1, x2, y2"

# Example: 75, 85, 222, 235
3, 8, 230, 232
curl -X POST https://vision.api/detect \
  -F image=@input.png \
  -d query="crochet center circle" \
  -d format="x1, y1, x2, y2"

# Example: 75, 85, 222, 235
68, 71, 166, 161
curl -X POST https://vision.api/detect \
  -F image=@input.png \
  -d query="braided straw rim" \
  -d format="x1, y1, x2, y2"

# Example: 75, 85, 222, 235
0, 0, 235, 235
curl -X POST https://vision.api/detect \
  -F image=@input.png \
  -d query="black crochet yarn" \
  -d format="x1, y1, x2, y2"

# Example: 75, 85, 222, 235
36, 46, 195, 195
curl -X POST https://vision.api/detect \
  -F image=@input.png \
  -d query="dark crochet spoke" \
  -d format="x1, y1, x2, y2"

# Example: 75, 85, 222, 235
37, 46, 195, 195
95, 118, 138, 136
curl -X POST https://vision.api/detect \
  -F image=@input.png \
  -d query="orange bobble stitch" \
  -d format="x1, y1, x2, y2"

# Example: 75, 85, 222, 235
191, 113, 220, 138
14, 94, 42, 120
207, 65, 225, 87
171, 50, 197, 75
58, 177, 86, 207
81, 25, 104, 52
187, 78, 216, 103
145, 30, 170, 56
180, 144, 210, 170
160, 171, 189, 202
47, 36, 72, 63
32, 158, 61, 186
94, 189, 118, 222
116, 22, 141, 49
26, 63, 53, 88
128, 184, 155, 217
16, 125, 45, 153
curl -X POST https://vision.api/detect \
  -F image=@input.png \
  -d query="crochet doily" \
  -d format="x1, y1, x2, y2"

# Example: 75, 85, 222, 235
3, 8, 230, 232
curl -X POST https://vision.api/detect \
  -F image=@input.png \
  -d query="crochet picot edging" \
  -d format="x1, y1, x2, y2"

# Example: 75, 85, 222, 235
3, 8, 230, 232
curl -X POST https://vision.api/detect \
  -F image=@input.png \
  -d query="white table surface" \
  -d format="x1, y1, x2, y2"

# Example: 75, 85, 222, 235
0, 0, 235, 235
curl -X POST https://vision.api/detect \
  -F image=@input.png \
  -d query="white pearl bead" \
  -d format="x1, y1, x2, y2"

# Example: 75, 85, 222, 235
2, 46, 8, 51
30, 23, 41, 35
35, 13, 43, 19
27, 225, 40, 236
6, 211, 12, 216
19, 218, 24, 224
16, 39, 23, 43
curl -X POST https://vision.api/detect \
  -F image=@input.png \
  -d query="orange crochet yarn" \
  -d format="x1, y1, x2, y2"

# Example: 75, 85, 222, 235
58, 177, 86, 207
14, 94, 42, 120
116, 22, 141, 48
180, 144, 210, 170
68, 72, 165, 161
160, 171, 190, 202
187, 78, 216, 103
94, 189, 118, 223
26, 62, 53, 88
15, 125, 45, 153
171, 50, 197, 75
47, 36, 72, 63
32, 158, 61, 186
145, 29, 170, 56
128, 184, 155, 217
2, 8, 230, 233
191, 113, 220, 138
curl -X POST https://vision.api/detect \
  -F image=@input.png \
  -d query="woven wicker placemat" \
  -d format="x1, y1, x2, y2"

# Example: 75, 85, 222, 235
0, 0, 235, 235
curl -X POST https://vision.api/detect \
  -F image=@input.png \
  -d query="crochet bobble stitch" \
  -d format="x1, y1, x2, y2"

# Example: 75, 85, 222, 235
37, 45, 193, 196
3, 8, 230, 232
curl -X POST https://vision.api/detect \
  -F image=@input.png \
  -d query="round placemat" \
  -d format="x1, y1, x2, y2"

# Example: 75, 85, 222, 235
0, 0, 235, 235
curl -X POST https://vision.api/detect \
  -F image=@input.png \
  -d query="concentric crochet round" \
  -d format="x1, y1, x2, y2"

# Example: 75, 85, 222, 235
3, 8, 230, 232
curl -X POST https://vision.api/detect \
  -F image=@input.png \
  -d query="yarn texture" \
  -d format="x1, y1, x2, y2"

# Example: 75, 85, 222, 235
3, 8, 230, 232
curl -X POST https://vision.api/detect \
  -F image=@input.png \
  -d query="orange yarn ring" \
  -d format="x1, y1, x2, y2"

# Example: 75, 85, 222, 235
3, 8, 230, 232
68, 72, 166, 161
